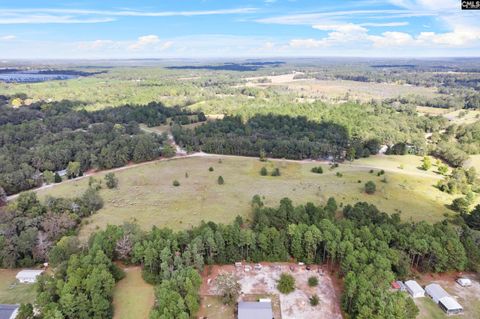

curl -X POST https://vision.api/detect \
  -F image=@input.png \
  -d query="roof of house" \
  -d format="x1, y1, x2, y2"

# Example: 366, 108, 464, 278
391, 281, 401, 289
405, 280, 424, 294
0, 304, 19, 319
238, 301, 273, 319
16, 269, 44, 278
439, 296, 463, 311
425, 283, 449, 300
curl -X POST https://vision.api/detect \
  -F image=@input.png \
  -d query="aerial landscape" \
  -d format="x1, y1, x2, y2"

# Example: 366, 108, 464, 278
0, 1, 480, 319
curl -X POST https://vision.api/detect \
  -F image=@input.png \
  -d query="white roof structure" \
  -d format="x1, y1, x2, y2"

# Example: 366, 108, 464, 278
16, 269, 44, 283
439, 296, 463, 313
425, 283, 449, 303
405, 280, 425, 298
456, 278, 472, 287
238, 301, 273, 319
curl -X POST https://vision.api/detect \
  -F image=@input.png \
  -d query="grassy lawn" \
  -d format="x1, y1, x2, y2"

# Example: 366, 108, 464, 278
36, 155, 455, 238
197, 296, 235, 319
415, 298, 446, 319
0, 269, 37, 304
112, 266, 154, 319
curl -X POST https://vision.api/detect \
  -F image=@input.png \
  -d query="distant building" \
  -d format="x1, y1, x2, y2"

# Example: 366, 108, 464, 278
56, 169, 67, 177
425, 283, 463, 315
238, 301, 273, 319
456, 278, 472, 287
404, 280, 425, 298
16, 269, 44, 283
0, 304, 19, 319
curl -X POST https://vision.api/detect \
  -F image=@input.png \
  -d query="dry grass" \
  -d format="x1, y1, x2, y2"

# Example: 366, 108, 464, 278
35, 155, 455, 239
112, 266, 154, 319
246, 76, 440, 102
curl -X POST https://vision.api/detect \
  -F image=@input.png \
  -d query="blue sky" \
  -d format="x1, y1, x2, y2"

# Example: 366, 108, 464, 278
0, 0, 479, 58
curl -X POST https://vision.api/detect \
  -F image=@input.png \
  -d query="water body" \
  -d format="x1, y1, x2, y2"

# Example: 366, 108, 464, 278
0, 69, 105, 83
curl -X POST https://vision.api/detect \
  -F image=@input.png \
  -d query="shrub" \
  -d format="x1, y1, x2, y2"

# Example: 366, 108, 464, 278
311, 166, 323, 174
105, 173, 118, 189
277, 273, 295, 294
271, 168, 281, 176
209, 167, 214, 172
173, 180, 180, 187
336, 172, 343, 177
308, 276, 318, 287
309, 294, 319, 306
260, 167, 268, 176
218, 176, 225, 185
365, 181, 376, 194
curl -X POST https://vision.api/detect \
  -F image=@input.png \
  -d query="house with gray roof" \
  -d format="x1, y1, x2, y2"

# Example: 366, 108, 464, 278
0, 304, 19, 319
238, 301, 273, 319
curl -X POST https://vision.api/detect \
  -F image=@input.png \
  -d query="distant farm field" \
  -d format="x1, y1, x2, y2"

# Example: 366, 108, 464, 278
0, 269, 37, 304
113, 266, 154, 319
36, 155, 455, 238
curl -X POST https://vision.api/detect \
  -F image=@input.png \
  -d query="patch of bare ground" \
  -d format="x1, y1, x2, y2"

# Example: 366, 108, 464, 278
200, 263, 343, 319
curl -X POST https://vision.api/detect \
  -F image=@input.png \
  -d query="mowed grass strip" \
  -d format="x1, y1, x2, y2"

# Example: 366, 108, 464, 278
36, 155, 455, 239
113, 266, 154, 319
0, 269, 37, 304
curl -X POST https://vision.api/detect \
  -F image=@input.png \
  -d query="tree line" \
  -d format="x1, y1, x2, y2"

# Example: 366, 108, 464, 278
0, 99, 205, 195
24, 194, 480, 319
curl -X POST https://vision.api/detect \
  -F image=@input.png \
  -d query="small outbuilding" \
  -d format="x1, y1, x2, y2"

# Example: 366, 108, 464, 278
238, 301, 273, 319
425, 283, 449, 303
16, 269, 44, 283
456, 278, 472, 287
0, 304, 19, 319
439, 296, 463, 315
404, 280, 425, 298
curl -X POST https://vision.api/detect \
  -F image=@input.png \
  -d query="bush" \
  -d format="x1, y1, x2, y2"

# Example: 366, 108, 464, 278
271, 168, 281, 176
336, 172, 343, 177
365, 181, 376, 194
277, 273, 295, 294
173, 180, 180, 187
209, 167, 214, 172
311, 166, 323, 174
105, 173, 118, 189
309, 294, 319, 306
308, 276, 318, 287
217, 176, 225, 185
260, 167, 268, 176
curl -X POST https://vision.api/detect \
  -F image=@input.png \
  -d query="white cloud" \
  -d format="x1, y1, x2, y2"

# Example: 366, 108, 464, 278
360, 22, 409, 27
0, 15, 114, 24
0, 35, 15, 40
128, 35, 161, 50
0, 7, 257, 24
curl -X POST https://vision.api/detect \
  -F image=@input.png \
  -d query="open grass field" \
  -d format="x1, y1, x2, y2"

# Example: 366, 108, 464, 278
245, 74, 441, 102
0, 269, 37, 304
112, 266, 154, 319
35, 154, 455, 239
197, 296, 235, 319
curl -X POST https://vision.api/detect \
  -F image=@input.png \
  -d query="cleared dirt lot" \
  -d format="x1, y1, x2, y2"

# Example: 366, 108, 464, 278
200, 263, 343, 319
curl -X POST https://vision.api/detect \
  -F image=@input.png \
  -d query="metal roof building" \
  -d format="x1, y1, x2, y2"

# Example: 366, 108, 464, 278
0, 304, 19, 319
238, 301, 273, 319
425, 283, 449, 303
404, 280, 425, 298
439, 296, 463, 315
15, 269, 44, 283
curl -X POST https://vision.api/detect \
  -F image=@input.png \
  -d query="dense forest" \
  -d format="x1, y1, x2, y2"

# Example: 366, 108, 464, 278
10, 191, 477, 319
0, 98, 205, 195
